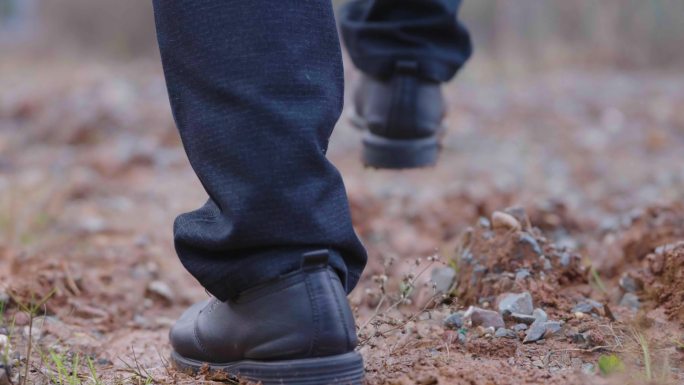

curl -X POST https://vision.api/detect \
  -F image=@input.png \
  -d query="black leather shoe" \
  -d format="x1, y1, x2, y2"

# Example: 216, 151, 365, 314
350, 61, 445, 169
169, 250, 364, 385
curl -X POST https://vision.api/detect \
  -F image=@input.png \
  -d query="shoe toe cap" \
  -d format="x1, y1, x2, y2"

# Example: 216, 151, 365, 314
169, 300, 211, 361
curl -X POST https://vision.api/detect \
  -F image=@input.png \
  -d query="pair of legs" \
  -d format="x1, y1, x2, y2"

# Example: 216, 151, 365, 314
152, 1, 471, 383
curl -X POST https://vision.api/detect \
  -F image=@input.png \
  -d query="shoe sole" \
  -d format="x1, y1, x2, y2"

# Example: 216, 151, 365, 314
349, 108, 442, 169
362, 130, 440, 169
171, 350, 364, 385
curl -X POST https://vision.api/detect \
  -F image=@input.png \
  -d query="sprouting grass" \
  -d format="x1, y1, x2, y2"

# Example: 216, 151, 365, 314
48, 350, 83, 385
10, 287, 57, 385
634, 331, 653, 382
589, 266, 609, 295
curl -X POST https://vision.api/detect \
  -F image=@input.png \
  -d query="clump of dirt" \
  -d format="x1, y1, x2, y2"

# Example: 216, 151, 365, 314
637, 242, 684, 326
452, 207, 588, 310
598, 204, 684, 276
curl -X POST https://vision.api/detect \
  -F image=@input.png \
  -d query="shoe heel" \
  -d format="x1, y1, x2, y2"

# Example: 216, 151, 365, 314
362, 131, 439, 169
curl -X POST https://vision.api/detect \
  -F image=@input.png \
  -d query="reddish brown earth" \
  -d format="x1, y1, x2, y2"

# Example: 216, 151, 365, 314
0, 58, 683, 384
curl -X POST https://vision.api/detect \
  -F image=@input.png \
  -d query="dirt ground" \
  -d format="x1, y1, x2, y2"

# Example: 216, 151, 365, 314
0, 57, 683, 384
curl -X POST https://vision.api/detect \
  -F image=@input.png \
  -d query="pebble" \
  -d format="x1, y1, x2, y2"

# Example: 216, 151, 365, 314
572, 299, 603, 314
443, 312, 465, 329
533, 308, 548, 322
619, 274, 642, 293
509, 313, 537, 325
465, 306, 505, 329
0, 292, 9, 306
0, 335, 8, 350
513, 323, 528, 332
581, 363, 595, 375
524, 321, 547, 343
517, 233, 543, 257
495, 328, 518, 339
498, 292, 534, 316
619, 293, 640, 311
515, 269, 531, 281
430, 267, 456, 294
478, 217, 491, 229
146, 280, 174, 304
13, 312, 29, 326
492, 211, 521, 231
523, 320, 562, 343
477, 326, 496, 337
543, 321, 563, 337
504, 206, 530, 227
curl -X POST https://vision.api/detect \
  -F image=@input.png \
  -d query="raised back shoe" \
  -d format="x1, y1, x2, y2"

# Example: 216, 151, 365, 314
351, 61, 445, 169
169, 250, 364, 385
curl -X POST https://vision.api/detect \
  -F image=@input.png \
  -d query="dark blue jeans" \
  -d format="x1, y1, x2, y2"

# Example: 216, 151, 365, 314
340, 0, 472, 82
152, 0, 471, 301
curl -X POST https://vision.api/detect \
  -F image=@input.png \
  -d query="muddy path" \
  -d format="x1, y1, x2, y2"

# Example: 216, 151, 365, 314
0, 60, 683, 384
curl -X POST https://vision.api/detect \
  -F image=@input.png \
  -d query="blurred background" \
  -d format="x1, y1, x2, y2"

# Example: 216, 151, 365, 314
2, 0, 684, 72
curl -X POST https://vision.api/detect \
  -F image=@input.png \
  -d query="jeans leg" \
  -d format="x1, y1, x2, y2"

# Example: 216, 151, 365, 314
152, 0, 367, 301
339, 0, 473, 82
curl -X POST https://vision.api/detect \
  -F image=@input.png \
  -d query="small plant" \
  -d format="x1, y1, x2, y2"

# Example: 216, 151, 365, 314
48, 350, 83, 385
11, 288, 56, 385
598, 354, 625, 376
86, 356, 103, 385
634, 331, 653, 381
589, 266, 608, 295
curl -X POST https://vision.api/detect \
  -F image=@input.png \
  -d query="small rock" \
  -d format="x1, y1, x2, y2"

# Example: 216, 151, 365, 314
532, 360, 544, 368
13, 312, 29, 326
517, 233, 543, 257
465, 306, 505, 329
581, 363, 595, 375
477, 326, 496, 337
495, 328, 518, 339
533, 308, 548, 322
478, 217, 491, 229
509, 313, 537, 325
456, 332, 467, 344
0, 292, 9, 306
78, 216, 106, 234
559, 252, 573, 267
523, 320, 562, 344
504, 206, 529, 227
572, 299, 603, 315
492, 211, 521, 232
498, 292, 534, 316
515, 269, 531, 281
512, 323, 528, 332
647, 252, 665, 275
524, 320, 547, 343
544, 321, 563, 337
619, 293, 640, 311
0, 335, 8, 350
430, 267, 456, 294
571, 331, 588, 345
619, 274, 643, 293
443, 312, 465, 329
146, 280, 174, 305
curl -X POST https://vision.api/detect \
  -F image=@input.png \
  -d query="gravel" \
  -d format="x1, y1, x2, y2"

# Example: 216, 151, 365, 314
465, 306, 505, 329
498, 291, 534, 316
